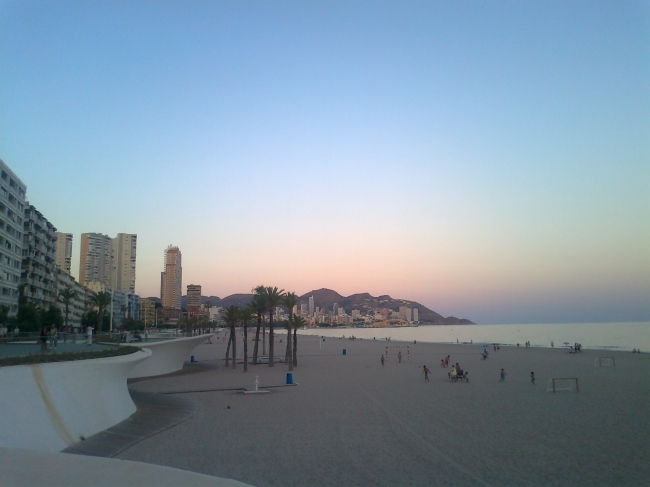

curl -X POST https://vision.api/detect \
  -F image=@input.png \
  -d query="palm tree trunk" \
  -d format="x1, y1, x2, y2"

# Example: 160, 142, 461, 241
285, 326, 292, 365
225, 333, 232, 367
231, 324, 237, 369
293, 327, 298, 367
253, 314, 261, 365
263, 326, 266, 355
65, 305, 69, 330
243, 325, 248, 372
268, 312, 274, 367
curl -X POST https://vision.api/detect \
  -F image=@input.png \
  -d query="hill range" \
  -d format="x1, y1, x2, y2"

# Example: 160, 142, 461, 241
150, 288, 474, 325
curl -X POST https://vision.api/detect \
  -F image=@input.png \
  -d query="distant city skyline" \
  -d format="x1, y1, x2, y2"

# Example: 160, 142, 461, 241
2, 2, 648, 324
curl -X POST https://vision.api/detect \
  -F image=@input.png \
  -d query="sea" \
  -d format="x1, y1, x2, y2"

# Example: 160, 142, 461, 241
296, 322, 650, 352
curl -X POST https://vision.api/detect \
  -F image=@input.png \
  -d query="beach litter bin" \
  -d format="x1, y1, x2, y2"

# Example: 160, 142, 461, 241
191, 355, 195, 363
286, 373, 293, 385
343, 349, 347, 355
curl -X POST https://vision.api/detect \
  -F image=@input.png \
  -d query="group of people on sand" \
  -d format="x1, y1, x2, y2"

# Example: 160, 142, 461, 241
632, 349, 642, 353
569, 343, 582, 353
440, 355, 450, 367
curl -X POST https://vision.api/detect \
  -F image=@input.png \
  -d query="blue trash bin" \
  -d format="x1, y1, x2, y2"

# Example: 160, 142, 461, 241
343, 349, 347, 355
286, 372, 293, 385
191, 355, 195, 363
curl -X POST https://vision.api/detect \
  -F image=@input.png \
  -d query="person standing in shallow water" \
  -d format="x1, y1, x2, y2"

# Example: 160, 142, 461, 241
422, 365, 431, 382
398, 351, 402, 363
530, 372, 535, 384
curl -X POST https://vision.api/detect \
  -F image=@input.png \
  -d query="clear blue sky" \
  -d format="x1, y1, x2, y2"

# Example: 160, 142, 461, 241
1, 1, 648, 323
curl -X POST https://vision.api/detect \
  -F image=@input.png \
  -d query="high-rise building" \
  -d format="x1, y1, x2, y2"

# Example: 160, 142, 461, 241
0, 159, 26, 316
413, 308, 419, 322
399, 306, 412, 322
55, 232, 73, 274
161, 246, 182, 309
333, 303, 339, 316
187, 284, 201, 316
111, 233, 137, 293
79, 233, 112, 286
308, 296, 314, 316
21, 204, 58, 308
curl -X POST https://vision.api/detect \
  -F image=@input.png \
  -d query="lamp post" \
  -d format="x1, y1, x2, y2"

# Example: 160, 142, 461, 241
109, 259, 116, 333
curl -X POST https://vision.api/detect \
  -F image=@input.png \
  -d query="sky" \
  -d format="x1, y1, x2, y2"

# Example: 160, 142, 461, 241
1, 1, 648, 324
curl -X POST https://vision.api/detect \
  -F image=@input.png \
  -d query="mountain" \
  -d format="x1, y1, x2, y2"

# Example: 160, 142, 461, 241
157, 288, 473, 324
297, 288, 474, 325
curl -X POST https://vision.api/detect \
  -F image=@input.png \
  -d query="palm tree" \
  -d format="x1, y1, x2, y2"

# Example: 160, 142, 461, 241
221, 305, 240, 369
251, 290, 267, 365
58, 288, 77, 331
89, 292, 112, 332
239, 306, 255, 372
261, 286, 284, 367
291, 315, 306, 367
281, 292, 298, 368
120, 304, 128, 324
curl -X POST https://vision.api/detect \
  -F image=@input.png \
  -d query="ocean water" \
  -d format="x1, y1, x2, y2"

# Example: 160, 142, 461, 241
298, 322, 650, 352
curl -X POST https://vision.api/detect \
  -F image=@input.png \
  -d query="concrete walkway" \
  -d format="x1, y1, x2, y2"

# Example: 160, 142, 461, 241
63, 390, 198, 458
0, 447, 254, 487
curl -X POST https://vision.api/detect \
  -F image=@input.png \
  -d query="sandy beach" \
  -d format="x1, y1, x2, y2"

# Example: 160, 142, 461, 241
121, 334, 649, 487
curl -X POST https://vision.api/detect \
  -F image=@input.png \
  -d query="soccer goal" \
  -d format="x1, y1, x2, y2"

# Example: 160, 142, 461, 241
546, 377, 579, 393
385, 345, 410, 363
594, 357, 615, 367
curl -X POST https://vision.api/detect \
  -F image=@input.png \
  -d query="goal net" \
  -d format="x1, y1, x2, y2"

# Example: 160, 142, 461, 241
546, 378, 579, 393
385, 345, 411, 363
594, 357, 615, 367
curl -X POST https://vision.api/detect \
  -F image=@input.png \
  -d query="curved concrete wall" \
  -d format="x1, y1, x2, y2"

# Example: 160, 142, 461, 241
126, 334, 213, 379
0, 348, 151, 452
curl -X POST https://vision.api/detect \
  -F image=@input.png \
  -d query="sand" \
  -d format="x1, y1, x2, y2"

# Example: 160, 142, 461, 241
120, 334, 650, 487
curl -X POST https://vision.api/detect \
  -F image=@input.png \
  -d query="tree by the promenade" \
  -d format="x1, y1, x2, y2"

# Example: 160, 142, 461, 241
90, 292, 112, 332
251, 288, 267, 365
0, 304, 9, 328
281, 292, 298, 368
58, 288, 77, 330
291, 315, 306, 367
238, 306, 255, 372
221, 305, 240, 369
262, 286, 284, 367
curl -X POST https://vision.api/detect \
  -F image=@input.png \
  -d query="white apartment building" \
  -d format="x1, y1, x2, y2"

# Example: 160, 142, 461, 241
21, 204, 58, 308
413, 308, 419, 322
0, 160, 26, 316
55, 232, 73, 274
111, 233, 137, 293
79, 233, 112, 287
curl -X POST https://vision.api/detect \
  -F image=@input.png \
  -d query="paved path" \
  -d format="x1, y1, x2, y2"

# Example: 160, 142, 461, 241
63, 390, 198, 458
0, 447, 254, 487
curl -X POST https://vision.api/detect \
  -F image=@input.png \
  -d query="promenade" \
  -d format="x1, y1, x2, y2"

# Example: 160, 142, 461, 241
113, 335, 649, 487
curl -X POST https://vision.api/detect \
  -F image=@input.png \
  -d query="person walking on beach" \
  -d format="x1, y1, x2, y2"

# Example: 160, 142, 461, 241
422, 365, 431, 382
500, 368, 507, 382
381, 355, 385, 366
398, 351, 402, 363
530, 372, 535, 384
49, 324, 58, 350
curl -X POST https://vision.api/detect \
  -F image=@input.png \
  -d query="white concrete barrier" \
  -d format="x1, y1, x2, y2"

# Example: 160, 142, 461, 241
126, 334, 213, 379
0, 348, 151, 452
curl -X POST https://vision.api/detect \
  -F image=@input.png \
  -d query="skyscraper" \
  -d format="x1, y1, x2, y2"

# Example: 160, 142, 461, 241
161, 246, 182, 309
55, 232, 73, 274
111, 233, 137, 293
187, 284, 201, 316
413, 308, 419, 322
79, 233, 112, 286
308, 296, 314, 316
333, 303, 339, 316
